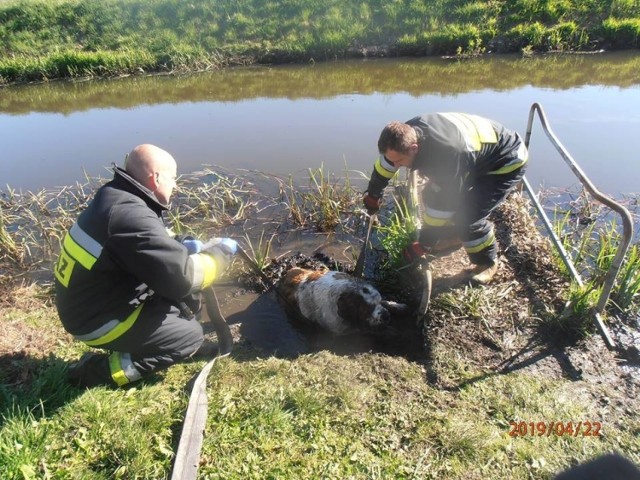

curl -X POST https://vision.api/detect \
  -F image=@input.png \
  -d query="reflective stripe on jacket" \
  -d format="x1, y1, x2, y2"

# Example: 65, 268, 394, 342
366, 112, 527, 200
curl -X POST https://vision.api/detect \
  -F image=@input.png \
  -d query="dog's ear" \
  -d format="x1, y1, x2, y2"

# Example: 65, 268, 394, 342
278, 268, 305, 308
337, 290, 375, 327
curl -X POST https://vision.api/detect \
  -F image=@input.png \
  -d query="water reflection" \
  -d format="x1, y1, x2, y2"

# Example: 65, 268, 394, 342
1, 52, 639, 193
2, 52, 640, 115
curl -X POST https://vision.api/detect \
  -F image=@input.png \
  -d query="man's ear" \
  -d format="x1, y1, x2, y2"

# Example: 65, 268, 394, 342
146, 171, 160, 190
409, 143, 419, 155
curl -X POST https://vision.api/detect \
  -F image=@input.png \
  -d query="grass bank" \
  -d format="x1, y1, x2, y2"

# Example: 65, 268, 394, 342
1, 0, 640, 85
1, 168, 639, 478
3, 307, 636, 479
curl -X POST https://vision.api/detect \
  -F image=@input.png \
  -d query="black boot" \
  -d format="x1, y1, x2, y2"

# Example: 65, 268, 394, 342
67, 351, 117, 388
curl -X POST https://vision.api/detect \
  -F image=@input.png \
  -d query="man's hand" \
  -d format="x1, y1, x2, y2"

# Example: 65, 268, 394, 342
181, 238, 203, 254
202, 238, 238, 257
403, 241, 428, 264
363, 192, 382, 214
200, 238, 239, 275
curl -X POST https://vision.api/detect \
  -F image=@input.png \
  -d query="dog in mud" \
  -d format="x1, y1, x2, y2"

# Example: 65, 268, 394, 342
277, 267, 409, 335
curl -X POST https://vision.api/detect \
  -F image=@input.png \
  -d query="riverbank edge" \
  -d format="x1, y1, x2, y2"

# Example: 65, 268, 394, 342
1, 45, 636, 89
1, 0, 639, 87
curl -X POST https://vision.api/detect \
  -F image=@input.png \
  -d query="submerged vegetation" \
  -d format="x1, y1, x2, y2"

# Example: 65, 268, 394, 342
1, 0, 640, 84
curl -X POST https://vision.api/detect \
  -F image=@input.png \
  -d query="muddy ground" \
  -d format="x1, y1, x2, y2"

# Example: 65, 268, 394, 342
1, 188, 638, 439
201, 193, 639, 438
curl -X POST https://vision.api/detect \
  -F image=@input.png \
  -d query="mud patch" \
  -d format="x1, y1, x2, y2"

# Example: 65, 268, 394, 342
213, 192, 639, 407
214, 251, 427, 362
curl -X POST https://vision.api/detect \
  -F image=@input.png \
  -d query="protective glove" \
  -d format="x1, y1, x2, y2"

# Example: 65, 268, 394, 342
201, 237, 238, 273
403, 241, 428, 264
363, 192, 382, 214
181, 238, 203, 254
203, 238, 238, 256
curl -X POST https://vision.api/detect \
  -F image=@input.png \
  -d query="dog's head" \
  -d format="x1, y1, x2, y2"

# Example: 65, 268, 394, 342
334, 274, 391, 330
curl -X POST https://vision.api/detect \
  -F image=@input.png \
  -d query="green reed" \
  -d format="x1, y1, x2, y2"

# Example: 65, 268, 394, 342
240, 230, 274, 272
376, 195, 418, 271
279, 175, 306, 228
550, 192, 640, 316
279, 165, 362, 233
305, 164, 359, 232
612, 244, 640, 310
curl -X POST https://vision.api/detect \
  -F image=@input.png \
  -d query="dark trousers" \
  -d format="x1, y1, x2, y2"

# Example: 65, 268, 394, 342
419, 166, 526, 265
73, 295, 204, 388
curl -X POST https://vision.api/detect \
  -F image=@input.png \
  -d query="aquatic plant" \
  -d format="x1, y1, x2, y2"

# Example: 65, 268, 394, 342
376, 195, 418, 271
240, 230, 275, 272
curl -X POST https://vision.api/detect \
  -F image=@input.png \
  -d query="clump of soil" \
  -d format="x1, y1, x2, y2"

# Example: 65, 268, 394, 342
237, 251, 352, 292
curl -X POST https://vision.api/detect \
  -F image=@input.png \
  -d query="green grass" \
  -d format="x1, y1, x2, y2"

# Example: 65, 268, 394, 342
1, 0, 640, 84
1, 171, 639, 478
2, 312, 637, 479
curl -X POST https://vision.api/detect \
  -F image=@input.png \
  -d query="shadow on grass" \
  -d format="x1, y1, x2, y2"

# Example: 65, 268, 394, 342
0, 353, 84, 421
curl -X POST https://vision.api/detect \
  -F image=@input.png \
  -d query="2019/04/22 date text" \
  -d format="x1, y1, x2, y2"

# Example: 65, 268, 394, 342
509, 421, 602, 437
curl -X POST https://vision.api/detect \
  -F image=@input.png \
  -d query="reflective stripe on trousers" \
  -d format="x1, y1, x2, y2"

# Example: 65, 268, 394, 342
73, 303, 145, 347
109, 352, 143, 386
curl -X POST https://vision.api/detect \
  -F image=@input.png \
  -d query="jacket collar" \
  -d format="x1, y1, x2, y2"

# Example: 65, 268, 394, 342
111, 165, 169, 212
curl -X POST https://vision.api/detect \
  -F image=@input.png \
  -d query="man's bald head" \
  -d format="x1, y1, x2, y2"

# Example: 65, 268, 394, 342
125, 144, 174, 181
125, 144, 178, 205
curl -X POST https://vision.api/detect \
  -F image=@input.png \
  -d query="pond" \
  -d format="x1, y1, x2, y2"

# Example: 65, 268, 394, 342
1, 51, 640, 198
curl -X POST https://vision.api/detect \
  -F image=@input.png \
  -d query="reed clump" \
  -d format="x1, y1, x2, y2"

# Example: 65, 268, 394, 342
547, 187, 640, 320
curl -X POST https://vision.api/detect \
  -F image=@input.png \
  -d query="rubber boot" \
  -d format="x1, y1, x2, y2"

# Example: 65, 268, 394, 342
470, 261, 498, 285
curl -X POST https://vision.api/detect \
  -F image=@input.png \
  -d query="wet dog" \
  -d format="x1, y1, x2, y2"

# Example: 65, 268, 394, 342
277, 267, 408, 335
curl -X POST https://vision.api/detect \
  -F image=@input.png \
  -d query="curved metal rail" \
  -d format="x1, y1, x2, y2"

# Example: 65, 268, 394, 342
522, 102, 634, 349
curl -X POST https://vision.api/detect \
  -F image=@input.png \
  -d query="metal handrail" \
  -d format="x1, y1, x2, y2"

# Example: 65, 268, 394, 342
522, 102, 634, 349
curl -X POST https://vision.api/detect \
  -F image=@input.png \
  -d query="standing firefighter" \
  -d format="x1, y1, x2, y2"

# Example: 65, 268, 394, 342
54, 144, 237, 388
363, 113, 528, 284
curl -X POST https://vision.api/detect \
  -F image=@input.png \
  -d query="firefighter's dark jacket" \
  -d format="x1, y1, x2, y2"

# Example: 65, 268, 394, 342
366, 113, 527, 208
54, 166, 214, 336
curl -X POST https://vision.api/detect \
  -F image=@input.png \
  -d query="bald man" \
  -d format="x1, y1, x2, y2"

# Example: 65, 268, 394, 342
54, 144, 237, 388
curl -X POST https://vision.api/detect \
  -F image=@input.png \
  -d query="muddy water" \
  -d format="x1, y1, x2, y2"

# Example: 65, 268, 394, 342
209, 283, 427, 361
2, 51, 640, 195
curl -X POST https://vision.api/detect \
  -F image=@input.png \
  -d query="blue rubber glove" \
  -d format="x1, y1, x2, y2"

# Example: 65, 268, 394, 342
202, 238, 238, 256
182, 238, 203, 254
